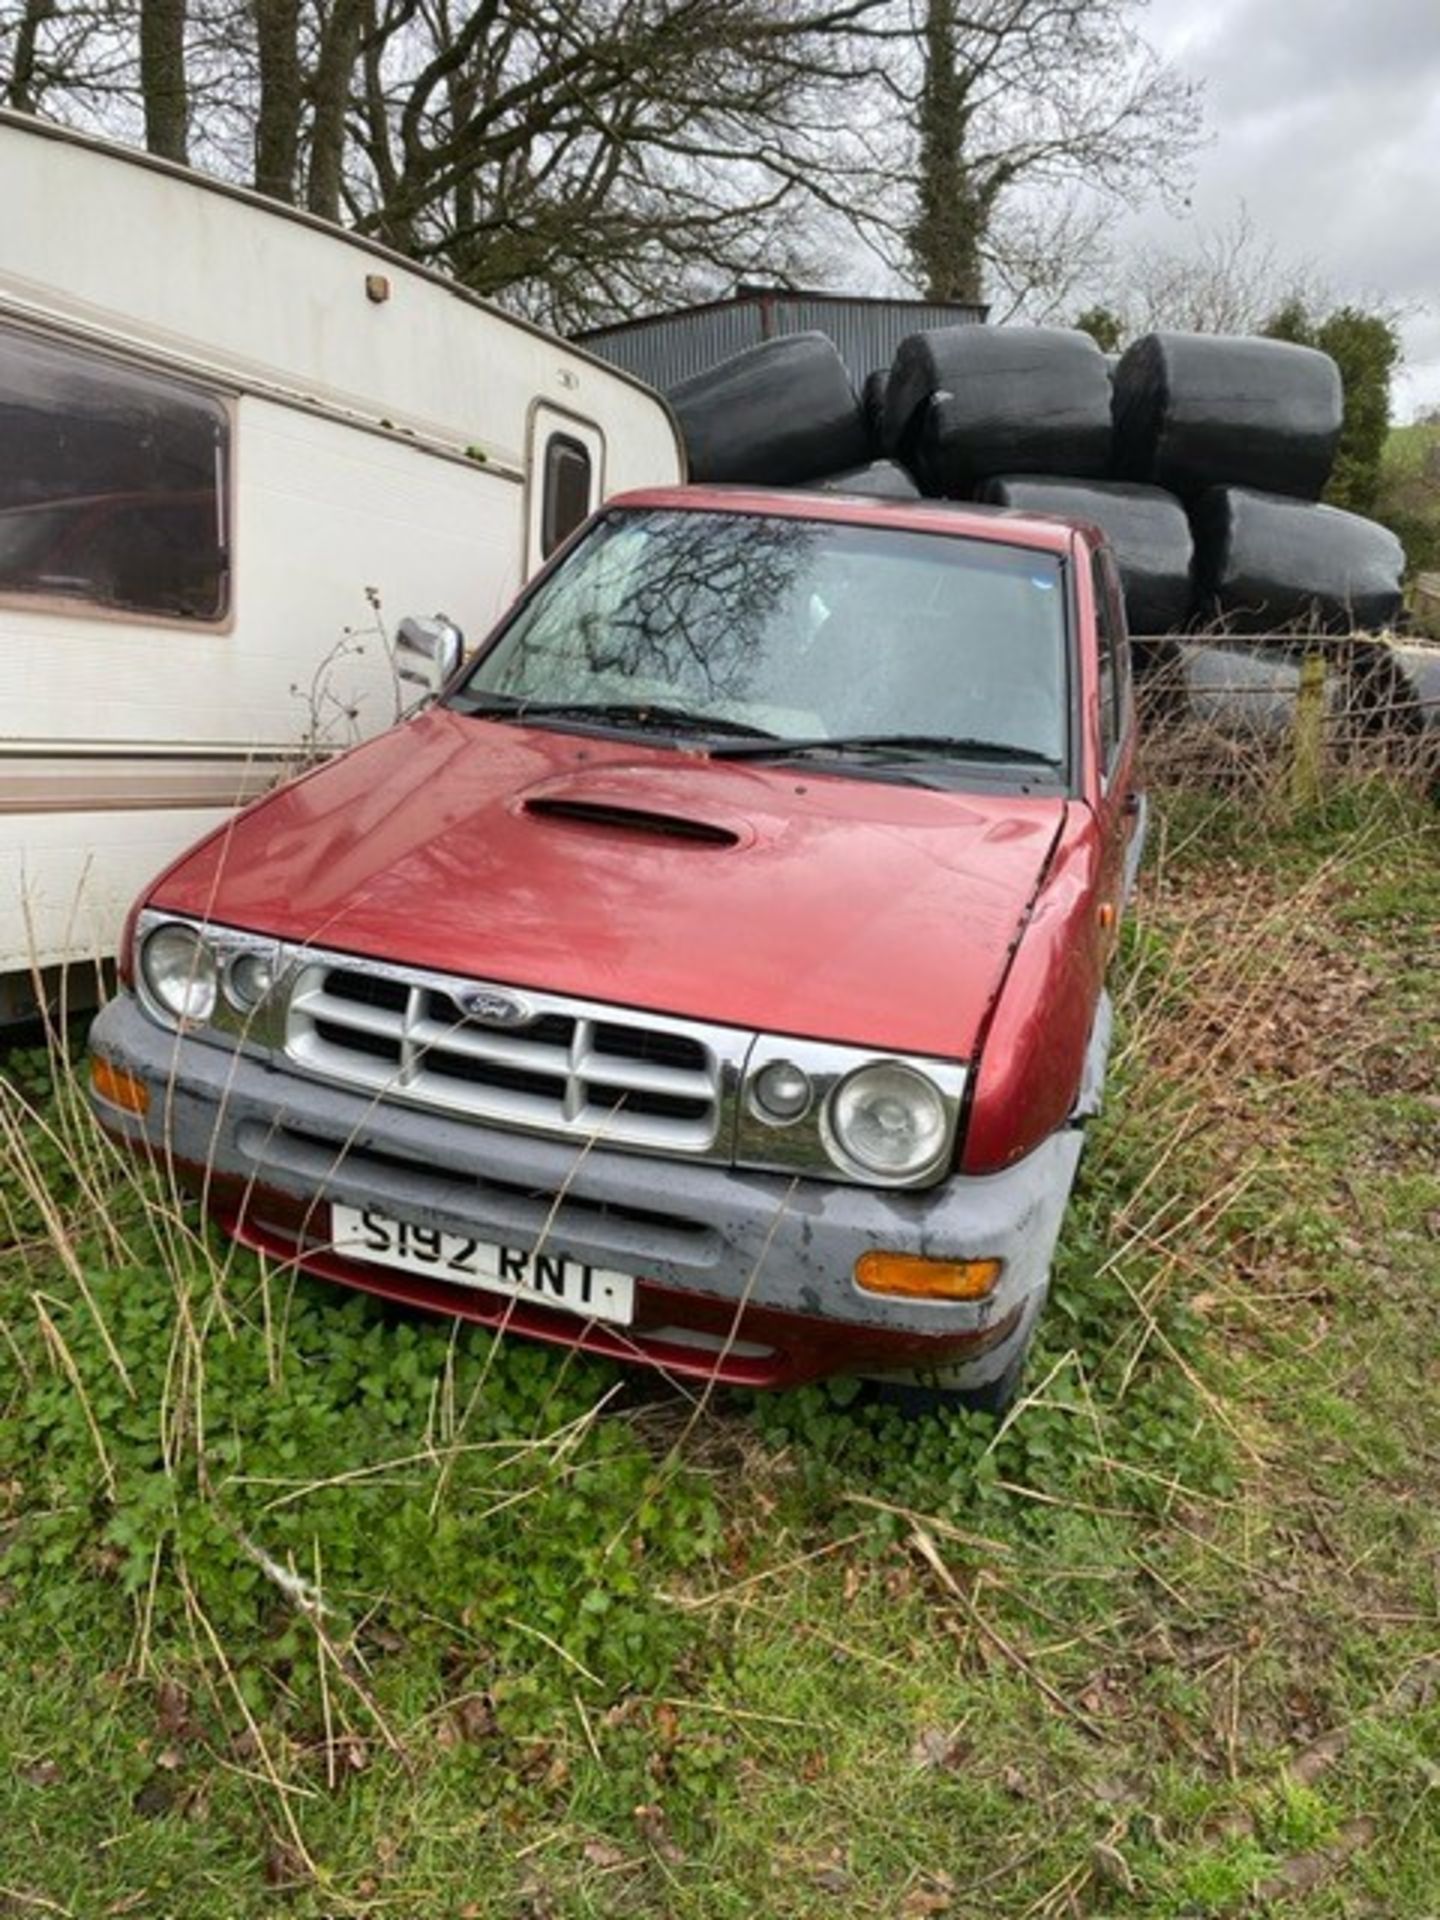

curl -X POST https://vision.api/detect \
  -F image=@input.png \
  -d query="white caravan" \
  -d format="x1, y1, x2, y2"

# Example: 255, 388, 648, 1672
0, 112, 684, 1018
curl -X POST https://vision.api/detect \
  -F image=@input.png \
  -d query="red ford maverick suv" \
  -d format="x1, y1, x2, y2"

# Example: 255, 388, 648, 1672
88, 487, 1143, 1413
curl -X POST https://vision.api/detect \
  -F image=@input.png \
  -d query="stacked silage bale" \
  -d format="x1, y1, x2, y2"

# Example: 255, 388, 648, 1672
663, 323, 1413, 734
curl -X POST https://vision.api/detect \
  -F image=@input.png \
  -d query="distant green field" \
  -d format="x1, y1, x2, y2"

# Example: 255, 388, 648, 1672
1384, 418, 1440, 479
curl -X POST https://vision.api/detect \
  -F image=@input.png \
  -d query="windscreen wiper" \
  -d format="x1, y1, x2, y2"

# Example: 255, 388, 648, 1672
708, 732, 1062, 767
454, 694, 780, 740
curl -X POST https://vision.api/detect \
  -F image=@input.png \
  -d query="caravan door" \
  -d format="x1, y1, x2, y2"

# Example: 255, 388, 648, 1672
526, 406, 604, 576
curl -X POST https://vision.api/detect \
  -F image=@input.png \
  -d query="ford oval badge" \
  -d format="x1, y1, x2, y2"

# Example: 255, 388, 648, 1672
459, 987, 535, 1029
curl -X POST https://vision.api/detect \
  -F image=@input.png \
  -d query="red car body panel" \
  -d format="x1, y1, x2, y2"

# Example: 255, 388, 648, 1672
149, 704, 1068, 1062
604, 485, 1078, 555
960, 804, 1103, 1172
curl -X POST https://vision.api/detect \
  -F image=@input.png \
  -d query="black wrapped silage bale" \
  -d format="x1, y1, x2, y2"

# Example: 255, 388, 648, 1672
1347, 642, 1440, 782
1177, 642, 1307, 739
1388, 644, 1440, 792
979, 476, 1193, 636
667, 332, 869, 486
904, 394, 949, 496
1389, 642, 1440, 732
881, 325, 1113, 484
807, 459, 921, 502
1192, 487, 1405, 634
862, 369, 889, 454
1112, 332, 1343, 501
1172, 639, 1434, 763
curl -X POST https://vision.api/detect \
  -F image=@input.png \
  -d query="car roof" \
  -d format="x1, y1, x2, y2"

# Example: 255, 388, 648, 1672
605, 484, 1086, 556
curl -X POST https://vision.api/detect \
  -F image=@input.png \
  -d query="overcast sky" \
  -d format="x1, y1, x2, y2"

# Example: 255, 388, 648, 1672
1121, 0, 1440, 418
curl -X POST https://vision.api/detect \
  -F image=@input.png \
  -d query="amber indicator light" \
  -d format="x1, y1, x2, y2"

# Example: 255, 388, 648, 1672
90, 1057, 150, 1116
854, 1252, 1002, 1301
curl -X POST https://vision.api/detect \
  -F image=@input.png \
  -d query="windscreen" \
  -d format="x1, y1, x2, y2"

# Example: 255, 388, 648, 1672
458, 509, 1069, 769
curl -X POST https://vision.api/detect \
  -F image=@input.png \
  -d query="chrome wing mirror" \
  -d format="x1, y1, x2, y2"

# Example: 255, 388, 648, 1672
396, 613, 464, 695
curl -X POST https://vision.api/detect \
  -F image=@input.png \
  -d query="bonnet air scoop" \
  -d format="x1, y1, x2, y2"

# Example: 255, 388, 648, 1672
520, 796, 742, 846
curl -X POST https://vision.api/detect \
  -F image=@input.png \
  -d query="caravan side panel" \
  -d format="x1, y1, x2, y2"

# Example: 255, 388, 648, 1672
3, 408, 522, 975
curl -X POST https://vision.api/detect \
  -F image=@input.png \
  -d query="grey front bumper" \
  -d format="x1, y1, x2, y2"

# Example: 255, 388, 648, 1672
90, 993, 1087, 1384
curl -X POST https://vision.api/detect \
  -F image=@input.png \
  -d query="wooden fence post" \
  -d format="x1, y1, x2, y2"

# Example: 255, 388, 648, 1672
1290, 652, 1327, 809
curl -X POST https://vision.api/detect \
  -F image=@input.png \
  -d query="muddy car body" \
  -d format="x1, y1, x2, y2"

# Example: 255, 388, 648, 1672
89, 486, 1143, 1411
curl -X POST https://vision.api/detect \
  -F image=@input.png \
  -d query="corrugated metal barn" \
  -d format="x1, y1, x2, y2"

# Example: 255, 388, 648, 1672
577, 284, 987, 392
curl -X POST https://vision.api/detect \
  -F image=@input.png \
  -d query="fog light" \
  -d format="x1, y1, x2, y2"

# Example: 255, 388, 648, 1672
855, 1252, 1001, 1301
751, 1059, 813, 1123
226, 950, 275, 1010
91, 1057, 150, 1115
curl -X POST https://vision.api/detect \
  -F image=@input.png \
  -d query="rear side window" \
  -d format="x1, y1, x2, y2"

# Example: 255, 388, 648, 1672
0, 322, 229, 622
540, 433, 592, 559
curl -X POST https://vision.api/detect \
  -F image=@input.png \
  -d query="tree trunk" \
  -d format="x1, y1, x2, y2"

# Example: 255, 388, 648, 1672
139, 0, 189, 163
8, 0, 55, 115
307, 0, 366, 220
444, 59, 479, 278
254, 0, 303, 204
909, 0, 985, 306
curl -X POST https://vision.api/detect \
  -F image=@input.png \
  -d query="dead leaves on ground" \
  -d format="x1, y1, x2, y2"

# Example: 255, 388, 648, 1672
1253, 1814, 1379, 1902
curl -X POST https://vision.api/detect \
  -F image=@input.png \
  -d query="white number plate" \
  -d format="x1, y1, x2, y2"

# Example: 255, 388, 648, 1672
330, 1204, 636, 1326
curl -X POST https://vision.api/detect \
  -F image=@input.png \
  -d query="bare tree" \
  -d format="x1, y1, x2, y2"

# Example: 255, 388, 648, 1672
0, 0, 904, 323
343, 0, 904, 327
0, 0, 1199, 334
903, 0, 1202, 313
305, 0, 363, 219
2, 0, 142, 126
1120, 207, 1326, 337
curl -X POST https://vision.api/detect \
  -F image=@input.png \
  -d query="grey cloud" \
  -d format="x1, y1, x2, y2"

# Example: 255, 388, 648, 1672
1120, 0, 1440, 412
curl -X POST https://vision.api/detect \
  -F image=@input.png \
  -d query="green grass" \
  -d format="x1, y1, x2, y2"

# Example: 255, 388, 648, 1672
2, 780, 1438, 1917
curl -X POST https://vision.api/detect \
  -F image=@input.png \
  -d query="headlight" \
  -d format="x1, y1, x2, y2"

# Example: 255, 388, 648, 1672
134, 912, 287, 1048
738, 1039, 965, 1187
141, 922, 218, 1023
828, 1062, 949, 1179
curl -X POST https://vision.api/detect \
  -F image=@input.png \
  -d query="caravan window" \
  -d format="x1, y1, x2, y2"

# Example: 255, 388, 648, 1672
0, 323, 229, 622
540, 433, 592, 559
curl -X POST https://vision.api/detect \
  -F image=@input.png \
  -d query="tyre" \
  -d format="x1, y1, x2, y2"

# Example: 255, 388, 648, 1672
858, 1295, 1042, 1420
863, 1337, 1033, 1419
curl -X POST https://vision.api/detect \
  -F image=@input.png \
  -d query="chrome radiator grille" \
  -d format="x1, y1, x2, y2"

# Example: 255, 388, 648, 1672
284, 957, 736, 1153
